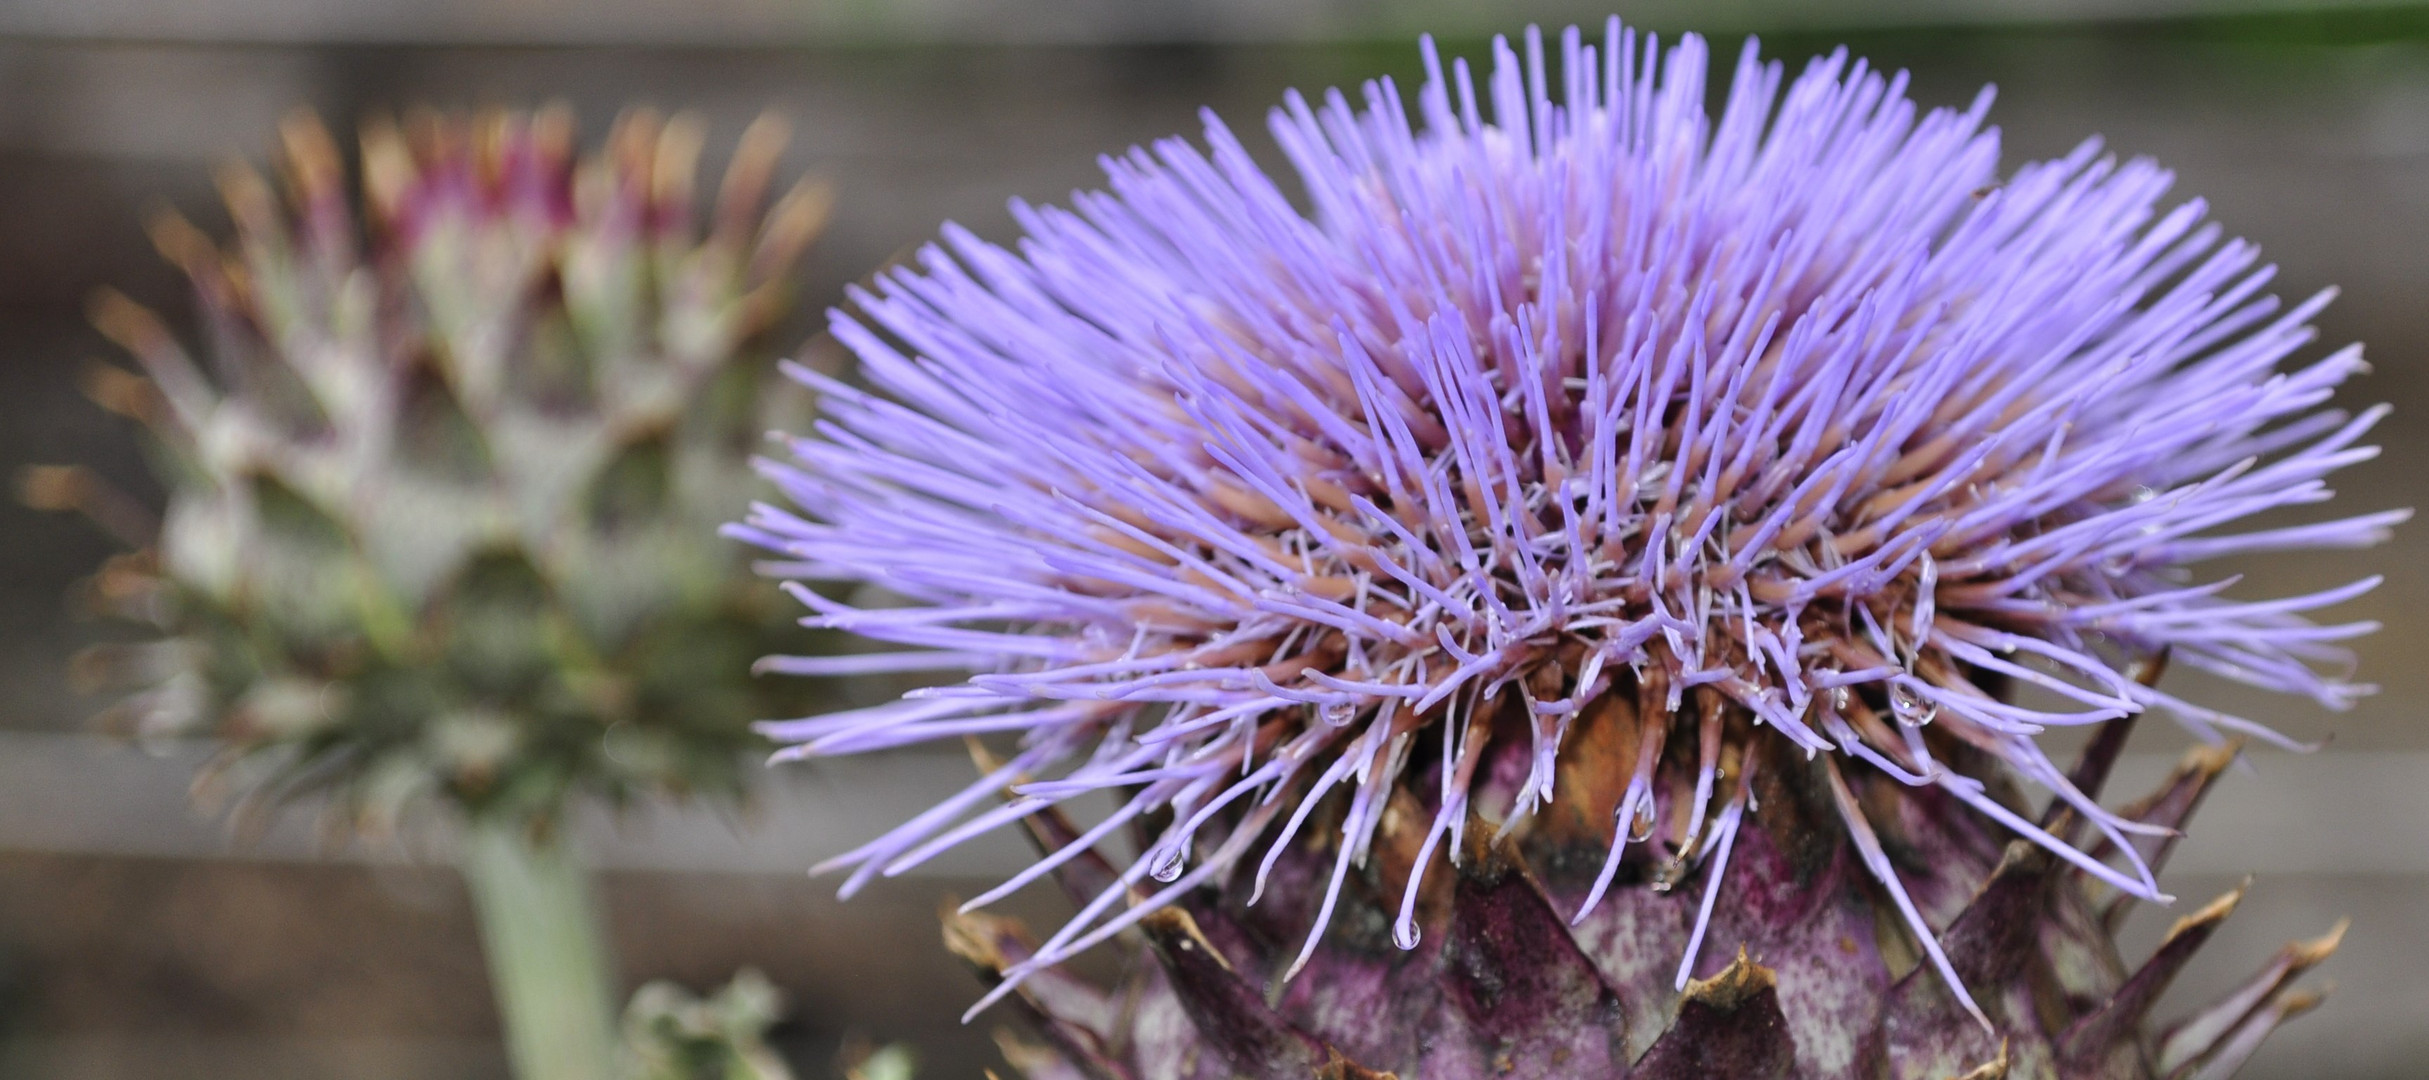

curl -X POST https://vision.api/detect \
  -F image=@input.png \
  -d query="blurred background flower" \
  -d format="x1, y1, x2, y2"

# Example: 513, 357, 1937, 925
18, 104, 830, 1078
2, 2, 2428, 1078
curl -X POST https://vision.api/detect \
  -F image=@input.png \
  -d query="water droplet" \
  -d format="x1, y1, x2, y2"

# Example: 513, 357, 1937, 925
1150, 845, 1187, 882
1319, 701, 1358, 727
1888, 682, 1939, 728
1393, 918, 1423, 950
1627, 799, 1657, 842
1829, 686, 1851, 712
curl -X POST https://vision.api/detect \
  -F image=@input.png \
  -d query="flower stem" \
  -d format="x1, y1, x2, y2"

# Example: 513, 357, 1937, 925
459, 816, 620, 1080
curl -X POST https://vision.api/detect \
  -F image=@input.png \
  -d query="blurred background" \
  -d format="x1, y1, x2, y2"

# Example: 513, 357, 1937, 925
4, 1, 2428, 1077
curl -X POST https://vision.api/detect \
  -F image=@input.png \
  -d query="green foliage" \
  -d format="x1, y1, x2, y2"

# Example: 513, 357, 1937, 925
620, 970, 801, 1080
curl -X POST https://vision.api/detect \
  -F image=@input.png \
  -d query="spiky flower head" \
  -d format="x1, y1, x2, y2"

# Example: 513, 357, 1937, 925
739, 19, 2394, 1052
45, 106, 829, 832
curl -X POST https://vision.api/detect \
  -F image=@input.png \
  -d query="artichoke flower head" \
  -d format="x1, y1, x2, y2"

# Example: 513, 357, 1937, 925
738, 22, 2394, 1080
66, 105, 830, 834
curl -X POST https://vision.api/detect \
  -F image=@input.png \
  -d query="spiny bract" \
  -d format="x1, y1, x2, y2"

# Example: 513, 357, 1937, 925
736, 21, 2390, 1079
49, 105, 829, 831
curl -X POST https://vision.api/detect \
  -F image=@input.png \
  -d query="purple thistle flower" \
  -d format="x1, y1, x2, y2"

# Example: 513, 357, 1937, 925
736, 22, 2398, 1027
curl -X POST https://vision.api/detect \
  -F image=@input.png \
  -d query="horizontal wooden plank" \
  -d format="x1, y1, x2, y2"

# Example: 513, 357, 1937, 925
0, 0, 2403, 47
1, 731, 2422, 877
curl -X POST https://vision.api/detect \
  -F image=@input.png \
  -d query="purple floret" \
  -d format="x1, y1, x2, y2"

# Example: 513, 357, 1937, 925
733, 20, 2397, 1023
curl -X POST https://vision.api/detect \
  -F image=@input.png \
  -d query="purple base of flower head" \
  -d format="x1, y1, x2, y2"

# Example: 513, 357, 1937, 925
734, 19, 2397, 1023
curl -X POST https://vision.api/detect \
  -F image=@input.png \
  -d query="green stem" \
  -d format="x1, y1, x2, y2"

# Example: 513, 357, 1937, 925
459, 816, 621, 1080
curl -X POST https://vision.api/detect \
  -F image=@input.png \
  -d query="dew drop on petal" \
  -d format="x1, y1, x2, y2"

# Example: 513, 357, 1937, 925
1393, 917, 1422, 950
1150, 845, 1187, 882
1320, 701, 1358, 727
1889, 682, 1939, 727
1627, 798, 1658, 842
